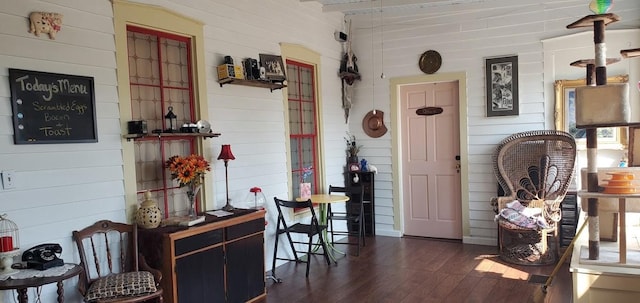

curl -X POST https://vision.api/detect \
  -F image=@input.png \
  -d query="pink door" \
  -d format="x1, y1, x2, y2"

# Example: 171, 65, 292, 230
401, 81, 461, 239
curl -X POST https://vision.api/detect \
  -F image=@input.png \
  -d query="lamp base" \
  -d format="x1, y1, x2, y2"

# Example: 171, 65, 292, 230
222, 199, 235, 212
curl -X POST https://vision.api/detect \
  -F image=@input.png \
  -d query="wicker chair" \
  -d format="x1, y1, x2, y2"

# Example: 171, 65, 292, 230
491, 130, 576, 265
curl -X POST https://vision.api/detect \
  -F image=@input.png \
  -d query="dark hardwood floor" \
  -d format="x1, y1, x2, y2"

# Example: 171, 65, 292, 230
265, 236, 571, 303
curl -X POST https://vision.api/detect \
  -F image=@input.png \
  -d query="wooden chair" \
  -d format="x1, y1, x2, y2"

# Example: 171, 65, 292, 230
271, 197, 331, 279
327, 185, 366, 256
491, 130, 576, 265
72, 220, 163, 302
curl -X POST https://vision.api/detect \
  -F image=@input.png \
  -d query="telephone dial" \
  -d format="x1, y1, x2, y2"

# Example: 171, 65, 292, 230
22, 243, 64, 270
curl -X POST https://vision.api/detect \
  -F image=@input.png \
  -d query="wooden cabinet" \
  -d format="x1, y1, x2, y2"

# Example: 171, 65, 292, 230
138, 210, 266, 303
346, 171, 376, 236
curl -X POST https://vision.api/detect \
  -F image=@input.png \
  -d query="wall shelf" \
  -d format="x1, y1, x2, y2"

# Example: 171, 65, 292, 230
124, 132, 221, 141
218, 78, 286, 92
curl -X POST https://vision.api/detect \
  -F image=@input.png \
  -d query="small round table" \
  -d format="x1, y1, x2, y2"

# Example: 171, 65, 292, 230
298, 194, 350, 261
0, 263, 82, 303
303, 194, 350, 204
297, 194, 350, 226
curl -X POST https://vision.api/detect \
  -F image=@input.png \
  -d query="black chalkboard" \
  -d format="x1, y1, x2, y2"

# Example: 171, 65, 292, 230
9, 69, 98, 144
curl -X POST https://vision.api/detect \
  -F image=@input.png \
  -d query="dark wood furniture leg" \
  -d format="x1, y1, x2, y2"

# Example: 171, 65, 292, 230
57, 280, 64, 303
17, 288, 28, 303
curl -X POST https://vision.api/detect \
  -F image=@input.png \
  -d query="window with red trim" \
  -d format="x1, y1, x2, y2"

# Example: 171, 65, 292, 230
127, 26, 198, 217
287, 60, 318, 199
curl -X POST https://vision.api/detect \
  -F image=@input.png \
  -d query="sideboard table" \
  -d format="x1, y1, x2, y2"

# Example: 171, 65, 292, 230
138, 209, 266, 303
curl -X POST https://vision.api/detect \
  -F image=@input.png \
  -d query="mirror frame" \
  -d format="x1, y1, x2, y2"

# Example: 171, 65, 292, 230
554, 74, 629, 149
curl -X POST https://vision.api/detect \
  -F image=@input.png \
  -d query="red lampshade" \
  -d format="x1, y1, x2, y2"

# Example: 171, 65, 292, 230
217, 144, 236, 161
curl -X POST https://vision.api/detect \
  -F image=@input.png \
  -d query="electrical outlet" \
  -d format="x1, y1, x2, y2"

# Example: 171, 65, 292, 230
2, 170, 15, 189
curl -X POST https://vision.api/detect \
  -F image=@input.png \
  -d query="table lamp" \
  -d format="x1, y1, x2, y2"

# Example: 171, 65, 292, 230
218, 144, 236, 211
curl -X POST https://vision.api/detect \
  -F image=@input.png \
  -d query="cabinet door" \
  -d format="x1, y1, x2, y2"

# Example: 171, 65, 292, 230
176, 246, 225, 303
225, 233, 265, 303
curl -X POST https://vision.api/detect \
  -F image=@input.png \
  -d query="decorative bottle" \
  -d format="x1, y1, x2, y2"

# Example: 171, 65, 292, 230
135, 191, 162, 229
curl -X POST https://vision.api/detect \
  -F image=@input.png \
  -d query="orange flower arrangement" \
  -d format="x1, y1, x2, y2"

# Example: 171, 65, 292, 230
165, 154, 211, 188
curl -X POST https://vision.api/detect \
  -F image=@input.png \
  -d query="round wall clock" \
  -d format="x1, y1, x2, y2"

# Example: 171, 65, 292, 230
419, 50, 442, 74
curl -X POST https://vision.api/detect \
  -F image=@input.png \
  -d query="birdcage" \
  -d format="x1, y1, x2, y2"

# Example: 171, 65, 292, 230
0, 214, 20, 274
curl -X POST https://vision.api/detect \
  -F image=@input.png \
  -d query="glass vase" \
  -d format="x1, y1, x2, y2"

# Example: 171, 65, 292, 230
186, 185, 201, 218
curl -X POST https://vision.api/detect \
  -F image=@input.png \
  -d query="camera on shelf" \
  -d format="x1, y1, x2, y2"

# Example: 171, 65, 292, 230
242, 58, 260, 80
217, 56, 244, 81
127, 120, 147, 135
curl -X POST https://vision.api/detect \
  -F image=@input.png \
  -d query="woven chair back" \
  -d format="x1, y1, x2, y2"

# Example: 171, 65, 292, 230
493, 130, 577, 206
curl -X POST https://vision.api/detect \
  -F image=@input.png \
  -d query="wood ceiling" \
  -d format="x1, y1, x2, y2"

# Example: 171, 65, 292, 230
300, 0, 493, 15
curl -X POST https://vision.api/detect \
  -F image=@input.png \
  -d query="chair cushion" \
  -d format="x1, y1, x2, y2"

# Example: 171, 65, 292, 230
85, 271, 157, 302
496, 200, 549, 230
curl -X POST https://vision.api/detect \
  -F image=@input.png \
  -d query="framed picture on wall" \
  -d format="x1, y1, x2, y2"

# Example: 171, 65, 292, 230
485, 55, 519, 117
554, 74, 628, 149
259, 54, 286, 82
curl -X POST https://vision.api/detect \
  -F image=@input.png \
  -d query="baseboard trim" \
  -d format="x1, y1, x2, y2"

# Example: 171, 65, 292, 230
374, 229, 402, 237
463, 236, 496, 246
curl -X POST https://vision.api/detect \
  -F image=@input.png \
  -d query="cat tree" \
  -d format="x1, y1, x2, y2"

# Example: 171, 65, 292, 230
566, 4, 635, 261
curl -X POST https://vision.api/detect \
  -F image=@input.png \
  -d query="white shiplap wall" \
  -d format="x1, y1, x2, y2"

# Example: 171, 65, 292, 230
347, 0, 640, 244
1, 0, 639, 300
0, 0, 345, 301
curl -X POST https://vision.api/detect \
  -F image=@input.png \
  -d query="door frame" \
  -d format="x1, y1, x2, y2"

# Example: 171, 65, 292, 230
390, 72, 469, 238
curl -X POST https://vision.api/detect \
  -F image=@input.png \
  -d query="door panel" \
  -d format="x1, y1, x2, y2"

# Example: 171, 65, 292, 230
409, 175, 429, 218
402, 81, 461, 239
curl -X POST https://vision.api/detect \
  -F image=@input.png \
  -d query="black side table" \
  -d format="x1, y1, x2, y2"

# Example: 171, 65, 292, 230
0, 263, 82, 303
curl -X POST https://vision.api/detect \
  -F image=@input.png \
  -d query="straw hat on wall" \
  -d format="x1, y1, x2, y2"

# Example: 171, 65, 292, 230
362, 110, 387, 138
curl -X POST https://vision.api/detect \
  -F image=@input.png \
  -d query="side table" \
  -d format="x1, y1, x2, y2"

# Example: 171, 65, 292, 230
0, 263, 82, 303
297, 194, 350, 262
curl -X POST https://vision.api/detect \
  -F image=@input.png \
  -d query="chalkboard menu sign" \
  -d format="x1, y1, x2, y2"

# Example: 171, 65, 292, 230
9, 69, 98, 144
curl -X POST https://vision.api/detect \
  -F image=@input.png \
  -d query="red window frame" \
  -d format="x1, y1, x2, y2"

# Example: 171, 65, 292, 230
127, 25, 198, 216
287, 60, 318, 198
